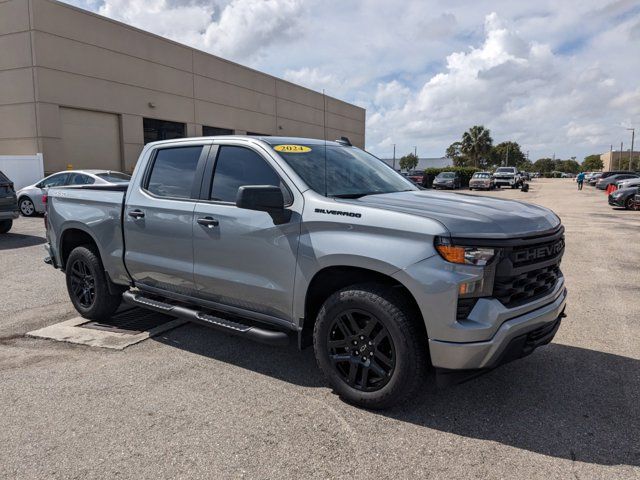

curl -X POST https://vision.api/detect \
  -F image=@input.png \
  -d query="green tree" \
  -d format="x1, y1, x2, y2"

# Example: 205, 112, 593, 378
399, 152, 419, 171
582, 154, 603, 171
445, 141, 468, 167
490, 141, 525, 168
533, 158, 554, 173
555, 159, 580, 174
461, 125, 493, 168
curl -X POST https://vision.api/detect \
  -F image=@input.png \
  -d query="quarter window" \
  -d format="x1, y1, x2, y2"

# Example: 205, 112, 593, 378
146, 146, 203, 199
210, 146, 284, 203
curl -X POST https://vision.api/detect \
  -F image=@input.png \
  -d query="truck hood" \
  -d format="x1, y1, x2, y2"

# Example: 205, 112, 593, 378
344, 191, 560, 238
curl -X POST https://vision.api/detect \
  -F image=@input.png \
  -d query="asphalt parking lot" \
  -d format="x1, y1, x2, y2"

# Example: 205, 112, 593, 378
1, 179, 639, 479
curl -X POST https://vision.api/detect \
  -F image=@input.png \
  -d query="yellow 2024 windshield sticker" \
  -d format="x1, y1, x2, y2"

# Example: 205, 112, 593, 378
274, 144, 312, 153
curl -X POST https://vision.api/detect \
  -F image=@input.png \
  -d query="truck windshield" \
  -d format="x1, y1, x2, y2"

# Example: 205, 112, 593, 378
495, 168, 515, 173
273, 144, 416, 198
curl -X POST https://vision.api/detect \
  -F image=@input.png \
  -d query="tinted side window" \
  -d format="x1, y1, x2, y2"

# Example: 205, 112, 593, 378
146, 146, 203, 199
42, 173, 69, 187
210, 146, 283, 202
69, 174, 95, 185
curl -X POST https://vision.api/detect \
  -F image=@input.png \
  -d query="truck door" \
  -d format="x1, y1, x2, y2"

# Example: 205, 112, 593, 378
192, 144, 301, 323
124, 144, 209, 294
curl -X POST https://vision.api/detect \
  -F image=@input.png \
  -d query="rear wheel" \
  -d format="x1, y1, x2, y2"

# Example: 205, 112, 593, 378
19, 197, 36, 217
0, 220, 12, 234
65, 245, 121, 320
313, 283, 428, 409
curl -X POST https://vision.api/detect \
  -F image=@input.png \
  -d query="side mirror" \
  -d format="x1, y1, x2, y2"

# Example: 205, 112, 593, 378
35, 183, 43, 189
236, 185, 291, 224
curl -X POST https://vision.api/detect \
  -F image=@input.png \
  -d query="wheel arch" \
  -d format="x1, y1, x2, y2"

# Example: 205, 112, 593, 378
299, 265, 425, 349
59, 226, 102, 270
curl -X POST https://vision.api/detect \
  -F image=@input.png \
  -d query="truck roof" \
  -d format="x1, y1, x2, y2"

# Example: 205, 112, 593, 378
145, 135, 348, 148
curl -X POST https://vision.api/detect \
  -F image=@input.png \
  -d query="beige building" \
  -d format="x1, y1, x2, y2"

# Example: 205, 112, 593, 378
0, 0, 366, 174
600, 150, 640, 171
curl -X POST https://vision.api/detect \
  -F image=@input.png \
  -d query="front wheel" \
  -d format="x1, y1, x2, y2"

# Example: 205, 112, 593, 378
0, 219, 12, 234
313, 283, 428, 409
625, 197, 634, 210
65, 245, 121, 320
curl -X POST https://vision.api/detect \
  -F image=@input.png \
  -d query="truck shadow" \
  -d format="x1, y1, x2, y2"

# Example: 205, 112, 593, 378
154, 325, 639, 467
0, 232, 46, 250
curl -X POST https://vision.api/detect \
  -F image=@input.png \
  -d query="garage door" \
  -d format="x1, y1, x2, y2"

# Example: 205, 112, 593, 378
59, 108, 121, 171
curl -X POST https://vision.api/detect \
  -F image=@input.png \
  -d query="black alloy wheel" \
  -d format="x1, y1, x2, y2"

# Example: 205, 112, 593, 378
327, 309, 396, 392
69, 258, 96, 308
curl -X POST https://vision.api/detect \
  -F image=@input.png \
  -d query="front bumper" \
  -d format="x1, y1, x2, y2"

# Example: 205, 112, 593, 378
428, 285, 567, 370
608, 195, 625, 207
495, 177, 516, 186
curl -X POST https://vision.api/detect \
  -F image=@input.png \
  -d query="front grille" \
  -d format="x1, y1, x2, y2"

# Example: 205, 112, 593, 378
493, 264, 562, 308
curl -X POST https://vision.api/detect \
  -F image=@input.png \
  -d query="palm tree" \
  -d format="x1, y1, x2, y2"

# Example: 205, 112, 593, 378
461, 125, 493, 168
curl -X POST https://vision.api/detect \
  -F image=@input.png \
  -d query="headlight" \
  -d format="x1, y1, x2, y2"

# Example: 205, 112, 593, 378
435, 237, 497, 266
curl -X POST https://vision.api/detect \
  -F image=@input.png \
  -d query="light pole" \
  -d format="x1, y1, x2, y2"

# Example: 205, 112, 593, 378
392, 144, 396, 170
627, 128, 635, 171
413, 146, 417, 158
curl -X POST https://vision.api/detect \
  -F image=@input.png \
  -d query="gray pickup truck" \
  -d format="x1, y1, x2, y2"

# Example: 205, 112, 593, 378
45, 136, 567, 408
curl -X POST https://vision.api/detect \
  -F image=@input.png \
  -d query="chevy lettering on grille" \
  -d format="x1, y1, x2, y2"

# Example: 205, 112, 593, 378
513, 239, 565, 264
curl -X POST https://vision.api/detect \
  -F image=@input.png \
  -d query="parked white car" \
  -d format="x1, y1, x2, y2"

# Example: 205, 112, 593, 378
16, 170, 130, 216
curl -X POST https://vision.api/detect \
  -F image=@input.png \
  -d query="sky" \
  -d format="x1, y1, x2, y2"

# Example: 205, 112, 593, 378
62, 0, 640, 161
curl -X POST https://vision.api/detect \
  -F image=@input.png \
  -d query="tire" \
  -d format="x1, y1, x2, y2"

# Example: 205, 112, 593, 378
0, 219, 12, 233
19, 197, 36, 217
65, 245, 121, 320
625, 197, 634, 210
313, 283, 428, 409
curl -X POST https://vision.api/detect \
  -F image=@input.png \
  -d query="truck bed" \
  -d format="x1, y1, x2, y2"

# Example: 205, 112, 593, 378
46, 184, 130, 285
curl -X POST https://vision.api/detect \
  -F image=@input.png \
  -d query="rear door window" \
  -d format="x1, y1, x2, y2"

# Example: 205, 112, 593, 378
146, 146, 203, 199
69, 173, 95, 185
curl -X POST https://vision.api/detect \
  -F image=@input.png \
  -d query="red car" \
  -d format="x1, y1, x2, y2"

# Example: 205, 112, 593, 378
407, 169, 424, 185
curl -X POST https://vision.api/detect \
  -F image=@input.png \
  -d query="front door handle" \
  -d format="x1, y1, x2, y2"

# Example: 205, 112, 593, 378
128, 209, 145, 219
197, 216, 219, 228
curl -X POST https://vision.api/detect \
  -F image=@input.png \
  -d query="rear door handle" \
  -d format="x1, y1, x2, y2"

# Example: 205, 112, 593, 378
197, 216, 219, 228
128, 209, 145, 219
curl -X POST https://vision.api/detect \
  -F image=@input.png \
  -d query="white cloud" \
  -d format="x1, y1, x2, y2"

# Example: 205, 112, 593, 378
62, 0, 640, 160
96, 0, 304, 60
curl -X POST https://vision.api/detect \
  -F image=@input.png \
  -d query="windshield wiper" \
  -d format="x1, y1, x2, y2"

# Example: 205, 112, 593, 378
332, 190, 412, 199
331, 193, 371, 199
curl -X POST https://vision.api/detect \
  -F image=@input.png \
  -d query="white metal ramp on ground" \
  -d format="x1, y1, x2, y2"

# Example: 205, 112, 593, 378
26, 308, 187, 350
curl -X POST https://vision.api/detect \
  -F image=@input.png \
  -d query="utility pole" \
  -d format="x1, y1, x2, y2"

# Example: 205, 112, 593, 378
620, 141, 623, 170
392, 144, 396, 170
505, 144, 510, 166
413, 146, 417, 158
627, 128, 635, 171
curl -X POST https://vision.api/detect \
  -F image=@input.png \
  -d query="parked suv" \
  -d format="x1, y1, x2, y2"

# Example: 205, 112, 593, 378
493, 167, 522, 188
45, 136, 567, 409
0, 171, 19, 233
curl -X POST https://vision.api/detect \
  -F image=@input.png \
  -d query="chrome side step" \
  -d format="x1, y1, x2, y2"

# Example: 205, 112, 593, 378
122, 291, 289, 346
